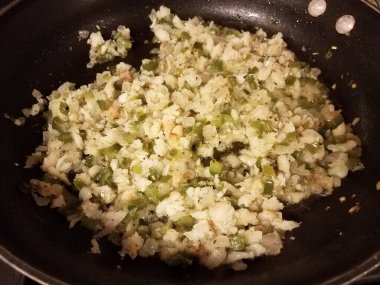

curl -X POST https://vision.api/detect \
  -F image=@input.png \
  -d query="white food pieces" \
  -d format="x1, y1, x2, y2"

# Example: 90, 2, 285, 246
24, 5, 363, 271
335, 15, 355, 35
308, 0, 327, 17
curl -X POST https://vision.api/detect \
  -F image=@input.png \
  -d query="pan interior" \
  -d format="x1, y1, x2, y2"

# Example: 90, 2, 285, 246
0, 0, 380, 284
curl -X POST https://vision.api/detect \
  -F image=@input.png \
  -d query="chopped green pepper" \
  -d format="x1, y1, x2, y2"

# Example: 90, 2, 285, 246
52, 116, 66, 132
305, 142, 319, 153
213, 114, 232, 128
83, 91, 94, 100
152, 221, 173, 239
59, 102, 69, 115
84, 155, 94, 167
281, 132, 297, 145
144, 185, 161, 204
99, 143, 122, 158
79, 129, 87, 140
251, 120, 274, 135
180, 31, 191, 41
174, 214, 196, 231
285, 76, 297, 86
326, 114, 344, 130
128, 195, 148, 212
95, 167, 113, 186
131, 163, 142, 174
246, 75, 257, 90
97, 100, 108, 111
256, 157, 263, 169
192, 122, 204, 136
229, 235, 246, 251
116, 37, 132, 49
193, 42, 203, 50
57, 132, 72, 143
73, 176, 87, 190
210, 160, 223, 176
169, 148, 178, 157
81, 217, 100, 231
291, 151, 301, 160
248, 67, 258, 74
228, 75, 237, 86
136, 111, 147, 121
149, 168, 162, 181
263, 179, 274, 195
262, 164, 275, 176
289, 60, 308, 69
142, 60, 159, 71
211, 59, 224, 71
123, 133, 135, 144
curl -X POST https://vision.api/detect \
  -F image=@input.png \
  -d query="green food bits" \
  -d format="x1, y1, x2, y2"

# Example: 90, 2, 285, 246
229, 235, 246, 251
210, 160, 223, 175
131, 163, 142, 174
142, 60, 159, 71
263, 179, 274, 195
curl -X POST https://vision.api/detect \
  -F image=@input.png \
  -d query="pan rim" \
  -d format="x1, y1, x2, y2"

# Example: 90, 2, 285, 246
1, 243, 380, 285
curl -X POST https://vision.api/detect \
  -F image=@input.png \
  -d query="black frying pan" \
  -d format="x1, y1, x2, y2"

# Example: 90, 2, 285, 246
0, 0, 380, 284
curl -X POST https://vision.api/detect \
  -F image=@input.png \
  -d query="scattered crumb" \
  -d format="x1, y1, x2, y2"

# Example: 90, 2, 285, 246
339, 196, 346, 203
325, 50, 333, 60
78, 30, 90, 41
144, 40, 149, 44
116, 265, 122, 270
91, 238, 101, 254
351, 194, 357, 199
376, 181, 380, 191
312, 52, 319, 56
119, 250, 126, 259
14, 117, 26, 126
13, 162, 19, 167
96, 25, 101, 30
289, 236, 296, 240
331, 45, 338, 50
352, 117, 360, 126
331, 83, 337, 90
3, 113, 26, 126
69, 46, 73, 51
325, 206, 331, 211
351, 83, 357, 89
231, 261, 248, 271
348, 203, 361, 214
339, 231, 343, 236
301, 46, 307, 52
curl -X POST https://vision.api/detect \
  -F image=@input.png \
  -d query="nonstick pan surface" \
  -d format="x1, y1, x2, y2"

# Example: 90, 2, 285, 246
0, 0, 380, 284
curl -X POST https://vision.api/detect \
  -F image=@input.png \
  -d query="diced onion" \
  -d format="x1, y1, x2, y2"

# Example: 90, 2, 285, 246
307, 0, 326, 17
335, 15, 355, 35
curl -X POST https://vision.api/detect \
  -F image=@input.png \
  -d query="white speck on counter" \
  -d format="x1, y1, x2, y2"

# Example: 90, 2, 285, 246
376, 181, 380, 191
335, 15, 355, 35
308, 0, 327, 17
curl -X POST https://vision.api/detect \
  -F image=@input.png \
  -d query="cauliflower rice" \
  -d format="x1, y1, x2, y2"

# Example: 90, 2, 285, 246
27, 6, 363, 270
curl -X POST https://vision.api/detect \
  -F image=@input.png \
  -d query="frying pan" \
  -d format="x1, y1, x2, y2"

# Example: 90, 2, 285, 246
0, 0, 380, 284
